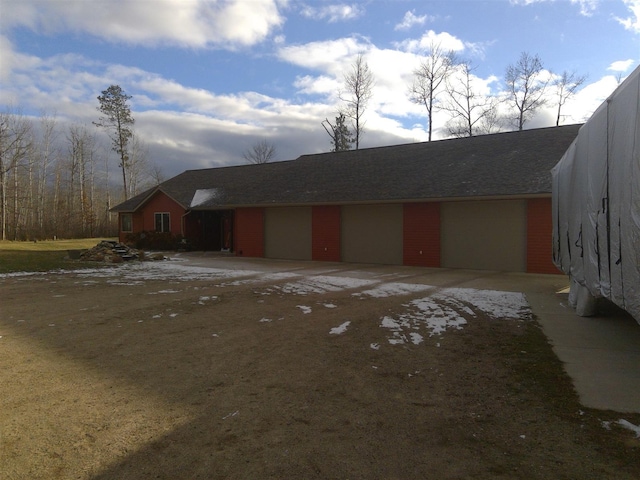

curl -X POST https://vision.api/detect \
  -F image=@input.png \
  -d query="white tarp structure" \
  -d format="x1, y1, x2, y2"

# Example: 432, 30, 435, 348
552, 66, 640, 323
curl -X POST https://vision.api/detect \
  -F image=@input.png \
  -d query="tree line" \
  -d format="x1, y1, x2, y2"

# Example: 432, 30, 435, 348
323, 49, 586, 151
0, 87, 161, 241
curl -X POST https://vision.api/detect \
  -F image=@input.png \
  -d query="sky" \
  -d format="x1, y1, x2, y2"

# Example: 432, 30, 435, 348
1, 0, 639, 179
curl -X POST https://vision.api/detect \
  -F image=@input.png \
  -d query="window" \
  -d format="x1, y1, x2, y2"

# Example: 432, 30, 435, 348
121, 213, 133, 233
155, 212, 170, 232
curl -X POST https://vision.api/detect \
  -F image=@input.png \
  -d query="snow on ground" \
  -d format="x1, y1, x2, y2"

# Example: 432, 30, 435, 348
1, 260, 532, 345
354, 282, 432, 298
603, 419, 640, 438
330, 321, 351, 335
267, 275, 375, 295
379, 287, 531, 344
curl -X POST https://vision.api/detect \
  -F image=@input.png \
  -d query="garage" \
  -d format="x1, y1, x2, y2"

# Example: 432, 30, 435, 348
341, 204, 403, 265
264, 207, 312, 260
113, 125, 580, 274
441, 200, 527, 272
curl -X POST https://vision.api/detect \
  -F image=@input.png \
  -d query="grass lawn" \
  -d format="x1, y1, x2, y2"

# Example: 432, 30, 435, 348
0, 238, 116, 273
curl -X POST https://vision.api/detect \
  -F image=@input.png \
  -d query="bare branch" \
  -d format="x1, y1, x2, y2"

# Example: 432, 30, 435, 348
243, 138, 276, 164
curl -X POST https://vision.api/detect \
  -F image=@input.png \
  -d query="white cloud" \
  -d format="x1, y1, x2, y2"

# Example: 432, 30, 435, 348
571, 0, 599, 16
562, 75, 620, 122
394, 10, 431, 31
0, 0, 287, 48
394, 30, 467, 54
608, 59, 636, 72
509, 0, 599, 16
616, 0, 640, 32
277, 36, 371, 73
299, 3, 363, 23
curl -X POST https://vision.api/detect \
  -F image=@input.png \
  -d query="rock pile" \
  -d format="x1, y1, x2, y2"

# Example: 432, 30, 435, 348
78, 240, 142, 263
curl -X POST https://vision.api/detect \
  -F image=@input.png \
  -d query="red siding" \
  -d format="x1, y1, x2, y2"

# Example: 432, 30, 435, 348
142, 193, 186, 236
235, 207, 264, 258
526, 198, 561, 274
403, 202, 441, 267
312, 206, 341, 262
118, 192, 186, 242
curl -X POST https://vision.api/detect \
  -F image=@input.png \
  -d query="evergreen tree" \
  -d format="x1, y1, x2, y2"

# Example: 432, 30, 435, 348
94, 85, 134, 200
322, 113, 354, 152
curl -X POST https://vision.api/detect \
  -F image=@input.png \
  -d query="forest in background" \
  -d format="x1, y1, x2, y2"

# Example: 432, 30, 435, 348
0, 109, 162, 241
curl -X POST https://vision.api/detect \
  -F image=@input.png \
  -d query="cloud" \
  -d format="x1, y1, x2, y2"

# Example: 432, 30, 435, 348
509, 0, 599, 16
616, 0, 640, 32
299, 3, 364, 23
277, 36, 372, 73
394, 30, 468, 54
608, 59, 636, 72
0, 0, 287, 48
394, 10, 432, 31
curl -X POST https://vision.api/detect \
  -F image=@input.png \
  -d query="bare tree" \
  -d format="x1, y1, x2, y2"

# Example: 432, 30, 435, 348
125, 133, 150, 197
444, 61, 500, 137
0, 110, 33, 240
504, 52, 548, 131
553, 70, 587, 126
35, 112, 58, 236
94, 85, 135, 200
340, 53, 374, 149
66, 124, 97, 236
409, 41, 456, 141
148, 163, 165, 186
244, 138, 276, 164
322, 113, 354, 152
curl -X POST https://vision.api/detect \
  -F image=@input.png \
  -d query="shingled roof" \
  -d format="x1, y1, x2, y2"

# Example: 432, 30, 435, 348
112, 124, 581, 212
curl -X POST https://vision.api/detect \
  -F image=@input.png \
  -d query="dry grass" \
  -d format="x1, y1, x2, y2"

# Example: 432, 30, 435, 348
0, 238, 116, 273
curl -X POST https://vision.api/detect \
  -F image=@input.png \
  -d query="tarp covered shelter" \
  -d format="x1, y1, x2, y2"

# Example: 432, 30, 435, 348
552, 66, 640, 323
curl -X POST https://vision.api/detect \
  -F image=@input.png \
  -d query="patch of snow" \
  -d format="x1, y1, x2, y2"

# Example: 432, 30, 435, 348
219, 271, 300, 287
275, 275, 375, 295
190, 188, 220, 207
440, 288, 530, 320
379, 286, 532, 344
322, 303, 337, 308
259, 318, 272, 323
70, 262, 261, 284
617, 419, 640, 438
409, 332, 424, 345
297, 305, 312, 314
370, 343, 380, 350
198, 295, 217, 305
355, 282, 433, 298
329, 321, 351, 335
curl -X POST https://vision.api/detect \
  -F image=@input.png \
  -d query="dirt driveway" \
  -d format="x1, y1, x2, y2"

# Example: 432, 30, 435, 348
1, 254, 639, 479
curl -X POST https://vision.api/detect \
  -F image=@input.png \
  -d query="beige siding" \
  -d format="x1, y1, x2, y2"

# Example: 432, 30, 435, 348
341, 204, 403, 265
441, 200, 527, 272
264, 207, 312, 260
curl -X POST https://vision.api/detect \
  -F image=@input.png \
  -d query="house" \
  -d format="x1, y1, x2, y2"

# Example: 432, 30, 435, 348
111, 124, 581, 273
552, 65, 639, 322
